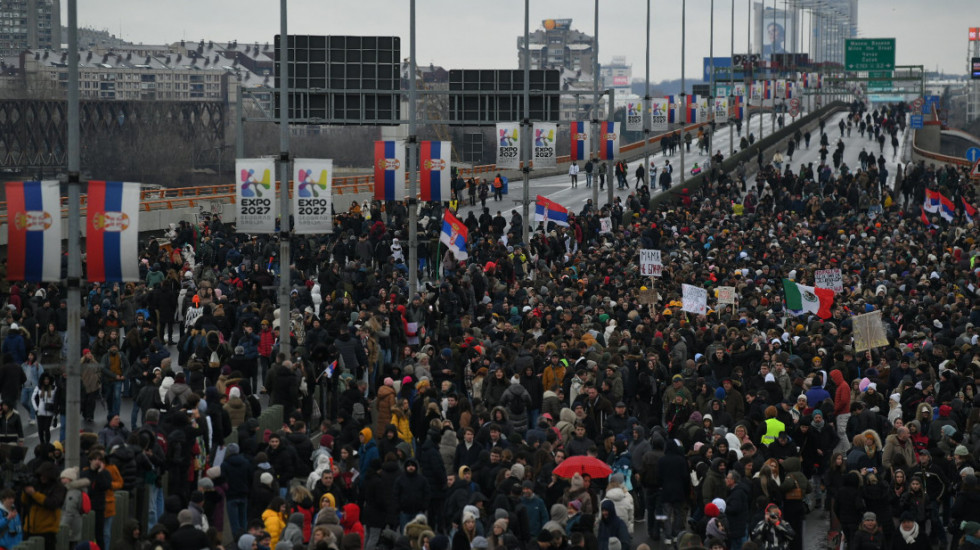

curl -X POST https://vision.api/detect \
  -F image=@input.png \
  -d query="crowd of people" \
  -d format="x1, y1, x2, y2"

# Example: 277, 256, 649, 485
1, 100, 980, 550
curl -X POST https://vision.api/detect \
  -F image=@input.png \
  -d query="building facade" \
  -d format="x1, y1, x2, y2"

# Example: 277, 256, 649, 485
0, 0, 60, 59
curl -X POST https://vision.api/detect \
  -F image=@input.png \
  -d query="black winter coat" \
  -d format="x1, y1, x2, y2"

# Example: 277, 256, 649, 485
221, 452, 253, 500
658, 441, 691, 504
418, 439, 448, 497
393, 462, 430, 515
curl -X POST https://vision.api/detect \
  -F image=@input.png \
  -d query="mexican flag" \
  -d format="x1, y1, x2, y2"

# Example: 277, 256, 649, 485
783, 279, 834, 319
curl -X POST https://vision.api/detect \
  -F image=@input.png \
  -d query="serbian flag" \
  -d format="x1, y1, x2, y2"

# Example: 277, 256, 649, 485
374, 140, 405, 201
783, 278, 834, 319
599, 121, 619, 160
86, 180, 140, 282
733, 96, 744, 119
686, 95, 699, 123
802, 73, 810, 89
923, 189, 941, 213
570, 121, 590, 161
5, 180, 62, 282
962, 197, 976, 223
763, 80, 772, 100
420, 140, 451, 202
440, 208, 468, 260
666, 95, 677, 123
939, 194, 956, 222
921, 206, 934, 227
535, 195, 569, 227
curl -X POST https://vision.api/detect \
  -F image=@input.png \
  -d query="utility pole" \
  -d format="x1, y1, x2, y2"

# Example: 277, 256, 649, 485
592, 0, 600, 207
521, 0, 531, 245
680, 0, 686, 183
65, 0, 81, 470
278, 0, 291, 359
408, 0, 419, 291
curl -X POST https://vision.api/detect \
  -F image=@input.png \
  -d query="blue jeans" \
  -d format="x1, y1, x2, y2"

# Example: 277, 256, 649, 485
20, 386, 36, 420
104, 515, 113, 550
148, 484, 165, 527
131, 405, 143, 431
103, 380, 122, 419
228, 498, 248, 539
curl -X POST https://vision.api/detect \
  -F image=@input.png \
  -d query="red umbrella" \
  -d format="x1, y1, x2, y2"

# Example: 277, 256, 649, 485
552, 455, 612, 479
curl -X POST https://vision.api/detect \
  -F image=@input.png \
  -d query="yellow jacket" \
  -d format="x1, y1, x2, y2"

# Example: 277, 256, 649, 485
392, 410, 413, 444
761, 417, 786, 446
262, 509, 286, 550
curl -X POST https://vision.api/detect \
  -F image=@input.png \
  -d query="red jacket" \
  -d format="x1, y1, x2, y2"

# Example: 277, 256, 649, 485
830, 370, 851, 416
258, 327, 275, 358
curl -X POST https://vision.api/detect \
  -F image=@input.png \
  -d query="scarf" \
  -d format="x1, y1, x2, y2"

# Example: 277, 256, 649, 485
811, 417, 825, 430
899, 521, 918, 544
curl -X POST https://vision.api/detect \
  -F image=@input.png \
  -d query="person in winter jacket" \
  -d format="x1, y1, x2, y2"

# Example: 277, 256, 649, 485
0, 488, 24, 550
282, 512, 306, 549
596, 500, 631, 550
262, 497, 287, 550
750, 504, 795, 550
339, 503, 365, 550
658, 439, 691, 544
602, 476, 634, 534
500, 378, 531, 435
520, 481, 550, 536
21, 461, 67, 550
58, 468, 89, 548
849, 512, 884, 550
221, 442, 252, 539
393, 459, 430, 530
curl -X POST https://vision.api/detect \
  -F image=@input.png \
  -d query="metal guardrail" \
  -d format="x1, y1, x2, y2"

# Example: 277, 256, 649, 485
0, 111, 768, 216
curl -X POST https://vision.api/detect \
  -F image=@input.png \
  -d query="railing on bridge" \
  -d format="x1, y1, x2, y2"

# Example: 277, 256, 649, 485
0, 116, 728, 216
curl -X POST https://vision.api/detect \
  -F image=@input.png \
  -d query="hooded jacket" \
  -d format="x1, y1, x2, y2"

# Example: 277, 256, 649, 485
602, 486, 635, 533
658, 439, 691, 504
393, 460, 430, 515
339, 503, 364, 550
596, 500, 631, 550
830, 370, 851, 416
282, 512, 306, 548
21, 462, 66, 535
60, 477, 91, 541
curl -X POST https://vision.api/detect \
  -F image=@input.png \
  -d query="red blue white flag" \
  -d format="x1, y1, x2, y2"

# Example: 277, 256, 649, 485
599, 121, 619, 160
962, 197, 976, 224
86, 180, 140, 282
923, 189, 941, 213
374, 140, 405, 201
440, 208, 468, 260
570, 121, 590, 161
535, 195, 570, 227
939, 194, 956, 222
5, 180, 62, 282
763, 80, 772, 100
666, 96, 677, 124
686, 95, 699, 124
420, 141, 451, 202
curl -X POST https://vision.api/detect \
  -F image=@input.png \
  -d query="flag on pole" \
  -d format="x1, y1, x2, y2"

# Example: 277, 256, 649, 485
570, 121, 590, 161
599, 121, 619, 160
440, 208, 468, 260
763, 80, 772, 100
783, 278, 834, 319
686, 95, 699, 123
939, 194, 956, 222
419, 141, 451, 202
923, 189, 941, 213
86, 180, 141, 282
5, 180, 62, 282
733, 96, 744, 119
374, 140, 405, 201
666, 95, 677, 124
962, 197, 977, 223
535, 195, 570, 227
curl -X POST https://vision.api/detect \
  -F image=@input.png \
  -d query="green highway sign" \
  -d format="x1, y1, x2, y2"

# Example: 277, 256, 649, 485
845, 38, 896, 71
868, 70, 893, 90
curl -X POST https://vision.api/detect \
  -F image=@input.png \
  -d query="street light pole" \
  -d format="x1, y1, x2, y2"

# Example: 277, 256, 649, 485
277, 0, 291, 359
592, 0, 600, 207
65, 0, 81, 471
522, 0, 530, 245
408, 0, 419, 292
729, 0, 735, 157
644, 0, 652, 182
709, 0, 715, 141
680, 0, 686, 183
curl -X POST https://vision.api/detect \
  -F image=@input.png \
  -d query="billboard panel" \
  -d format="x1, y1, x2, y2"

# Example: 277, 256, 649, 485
754, 3, 797, 61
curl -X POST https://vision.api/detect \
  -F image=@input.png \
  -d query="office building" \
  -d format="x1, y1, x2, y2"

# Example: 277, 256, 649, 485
0, 0, 60, 59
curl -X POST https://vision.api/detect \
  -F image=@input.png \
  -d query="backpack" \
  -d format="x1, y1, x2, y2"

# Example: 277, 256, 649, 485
508, 392, 526, 416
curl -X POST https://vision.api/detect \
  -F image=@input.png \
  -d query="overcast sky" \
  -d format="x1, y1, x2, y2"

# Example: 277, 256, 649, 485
75, 0, 975, 81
